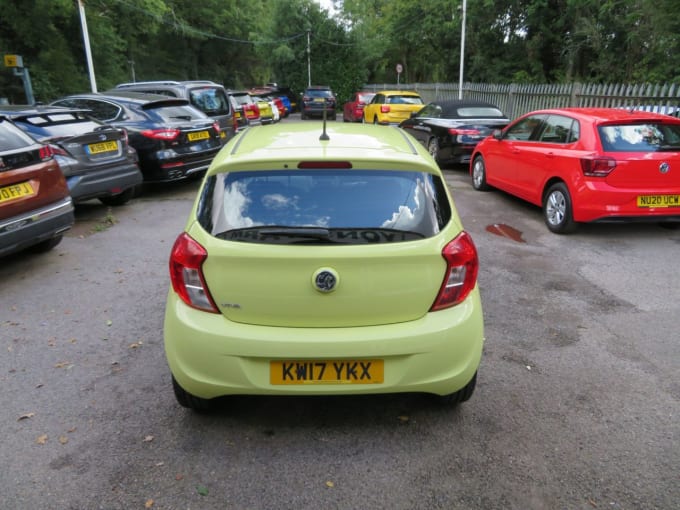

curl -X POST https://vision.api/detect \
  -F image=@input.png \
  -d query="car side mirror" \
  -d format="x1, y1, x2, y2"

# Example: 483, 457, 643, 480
492, 129, 503, 140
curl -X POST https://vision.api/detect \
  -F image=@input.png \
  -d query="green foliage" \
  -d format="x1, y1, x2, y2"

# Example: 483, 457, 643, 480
0, 0, 676, 105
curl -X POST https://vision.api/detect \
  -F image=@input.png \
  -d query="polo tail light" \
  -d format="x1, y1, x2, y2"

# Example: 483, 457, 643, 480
581, 157, 617, 177
430, 231, 479, 311
169, 233, 219, 313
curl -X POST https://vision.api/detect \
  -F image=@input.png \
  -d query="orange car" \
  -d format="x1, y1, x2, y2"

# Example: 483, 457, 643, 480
0, 116, 74, 257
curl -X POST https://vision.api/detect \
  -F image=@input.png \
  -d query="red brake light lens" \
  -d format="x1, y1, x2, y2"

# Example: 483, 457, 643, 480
39, 145, 57, 160
169, 233, 219, 313
380, 105, 391, 113
140, 128, 180, 141
580, 157, 616, 177
430, 231, 479, 311
448, 128, 481, 136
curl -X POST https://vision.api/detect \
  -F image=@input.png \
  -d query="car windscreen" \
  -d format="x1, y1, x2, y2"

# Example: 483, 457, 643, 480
598, 122, 680, 152
197, 169, 452, 244
306, 89, 333, 98
386, 95, 423, 105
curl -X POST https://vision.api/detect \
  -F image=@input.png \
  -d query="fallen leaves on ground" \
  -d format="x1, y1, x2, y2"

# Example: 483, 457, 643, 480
143, 435, 154, 443
196, 485, 209, 496
59, 436, 68, 445
18, 412, 35, 421
325, 481, 335, 488
36, 434, 48, 445
145, 499, 154, 508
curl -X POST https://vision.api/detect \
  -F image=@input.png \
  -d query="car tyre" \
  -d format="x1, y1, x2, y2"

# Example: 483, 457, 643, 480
373, 116, 378, 125
471, 155, 490, 191
31, 235, 63, 253
543, 182, 577, 234
172, 376, 214, 413
438, 372, 477, 405
99, 187, 134, 206
428, 138, 440, 164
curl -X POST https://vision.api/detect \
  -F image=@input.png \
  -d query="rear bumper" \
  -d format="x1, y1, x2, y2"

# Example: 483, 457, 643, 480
572, 181, 680, 223
66, 162, 143, 203
140, 147, 223, 182
164, 288, 485, 400
0, 196, 74, 257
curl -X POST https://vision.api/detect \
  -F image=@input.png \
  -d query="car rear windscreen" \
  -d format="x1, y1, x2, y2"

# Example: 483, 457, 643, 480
598, 122, 680, 152
197, 169, 452, 244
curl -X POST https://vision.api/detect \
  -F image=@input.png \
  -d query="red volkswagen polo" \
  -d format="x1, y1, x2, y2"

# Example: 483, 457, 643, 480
470, 108, 680, 233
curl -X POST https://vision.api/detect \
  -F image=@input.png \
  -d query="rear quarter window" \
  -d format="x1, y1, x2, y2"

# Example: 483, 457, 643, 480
197, 169, 452, 244
0, 119, 38, 150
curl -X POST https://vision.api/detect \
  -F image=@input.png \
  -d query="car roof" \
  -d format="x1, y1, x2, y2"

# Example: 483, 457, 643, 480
377, 90, 421, 96
116, 80, 220, 88
0, 105, 92, 116
522, 107, 680, 123
215, 123, 434, 172
66, 90, 191, 106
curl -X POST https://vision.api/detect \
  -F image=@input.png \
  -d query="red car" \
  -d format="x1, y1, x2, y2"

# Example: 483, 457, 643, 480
343, 92, 375, 123
470, 108, 680, 233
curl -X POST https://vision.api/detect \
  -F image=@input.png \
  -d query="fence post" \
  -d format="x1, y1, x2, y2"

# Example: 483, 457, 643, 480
570, 82, 582, 107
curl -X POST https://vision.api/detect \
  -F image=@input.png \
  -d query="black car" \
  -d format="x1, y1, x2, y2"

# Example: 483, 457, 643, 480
399, 100, 510, 166
301, 85, 336, 120
113, 80, 236, 142
51, 91, 224, 183
0, 105, 142, 206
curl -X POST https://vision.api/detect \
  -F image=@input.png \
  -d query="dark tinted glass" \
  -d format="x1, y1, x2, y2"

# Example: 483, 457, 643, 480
197, 169, 452, 244
147, 104, 208, 122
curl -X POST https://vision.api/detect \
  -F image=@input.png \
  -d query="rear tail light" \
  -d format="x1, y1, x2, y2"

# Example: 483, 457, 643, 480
448, 128, 481, 136
169, 233, 219, 313
118, 128, 129, 145
39, 145, 57, 160
213, 121, 221, 135
380, 105, 391, 113
580, 157, 616, 177
430, 231, 479, 311
140, 128, 180, 141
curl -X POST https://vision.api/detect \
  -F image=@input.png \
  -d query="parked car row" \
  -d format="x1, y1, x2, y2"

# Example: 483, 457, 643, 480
342, 86, 679, 234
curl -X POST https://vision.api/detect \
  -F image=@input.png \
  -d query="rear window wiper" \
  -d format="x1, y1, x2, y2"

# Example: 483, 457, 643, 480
216, 226, 425, 244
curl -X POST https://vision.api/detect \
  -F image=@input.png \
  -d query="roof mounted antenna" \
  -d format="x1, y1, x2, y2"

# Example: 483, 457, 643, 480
319, 100, 330, 141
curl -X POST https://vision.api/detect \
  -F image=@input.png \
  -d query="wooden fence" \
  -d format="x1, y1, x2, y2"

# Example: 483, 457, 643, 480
363, 82, 680, 120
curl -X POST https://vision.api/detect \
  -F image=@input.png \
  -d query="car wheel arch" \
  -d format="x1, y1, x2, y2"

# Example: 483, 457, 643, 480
543, 180, 577, 234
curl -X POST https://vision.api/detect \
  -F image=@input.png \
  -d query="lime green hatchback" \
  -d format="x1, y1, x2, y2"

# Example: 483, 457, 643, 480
164, 122, 484, 411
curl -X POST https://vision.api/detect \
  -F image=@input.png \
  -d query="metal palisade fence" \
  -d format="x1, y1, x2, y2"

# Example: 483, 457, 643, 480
363, 82, 680, 120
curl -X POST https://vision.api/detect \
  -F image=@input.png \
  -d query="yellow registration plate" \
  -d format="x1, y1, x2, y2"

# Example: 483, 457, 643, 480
0, 181, 36, 204
188, 131, 209, 142
87, 140, 118, 154
637, 195, 680, 208
270, 359, 384, 385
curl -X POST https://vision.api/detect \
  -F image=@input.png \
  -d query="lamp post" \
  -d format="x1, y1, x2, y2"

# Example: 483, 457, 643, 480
307, 29, 311, 87
77, 0, 97, 92
458, 0, 466, 100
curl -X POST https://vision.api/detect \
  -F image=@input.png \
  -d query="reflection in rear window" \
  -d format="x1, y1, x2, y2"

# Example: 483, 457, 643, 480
197, 170, 452, 244
599, 123, 680, 152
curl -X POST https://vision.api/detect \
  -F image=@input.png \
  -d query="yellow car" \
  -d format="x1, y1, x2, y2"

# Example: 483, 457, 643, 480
164, 122, 484, 412
363, 90, 425, 125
